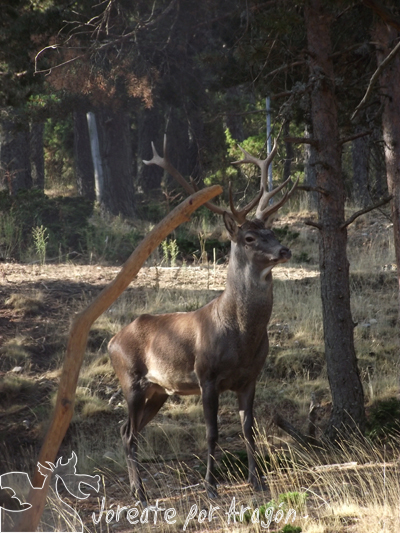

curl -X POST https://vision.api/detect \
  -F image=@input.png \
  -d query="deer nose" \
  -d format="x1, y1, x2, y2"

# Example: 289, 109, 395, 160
279, 247, 291, 260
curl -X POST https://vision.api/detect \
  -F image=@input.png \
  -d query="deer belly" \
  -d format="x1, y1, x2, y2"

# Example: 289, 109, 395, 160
146, 369, 201, 396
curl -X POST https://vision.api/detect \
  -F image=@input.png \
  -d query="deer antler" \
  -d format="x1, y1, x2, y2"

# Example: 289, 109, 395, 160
143, 135, 262, 224
257, 175, 299, 223
144, 135, 225, 216
228, 181, 263, 224
232, 138, 279, 192
232, 140, 298, 225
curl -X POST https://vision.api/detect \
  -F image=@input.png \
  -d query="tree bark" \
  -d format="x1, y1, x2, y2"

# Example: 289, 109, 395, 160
30, 122, 45, 189
96, 107, 136, 218
283, 120, 294, 183
86, 111, 104, 204
225, 87, 245, 142
137, 106, 163, 196
187, 108, 205, 183
0, 111, 32, 194
375, 22, 400, 318
371, 137, 386, 198
165, 106, 191, 187
74, 110, 95, 200
305, 0, 365, 440
304, 124, 318, 210
351, 126, 370, 207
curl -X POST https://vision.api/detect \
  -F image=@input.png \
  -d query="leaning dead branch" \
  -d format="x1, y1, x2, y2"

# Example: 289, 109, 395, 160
16, 185, 222, 533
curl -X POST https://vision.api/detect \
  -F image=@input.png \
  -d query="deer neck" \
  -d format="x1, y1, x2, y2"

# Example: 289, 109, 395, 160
218, 244, 273, 333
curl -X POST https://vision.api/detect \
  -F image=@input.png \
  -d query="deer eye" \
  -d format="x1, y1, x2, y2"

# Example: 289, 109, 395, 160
245, 235, 256, 244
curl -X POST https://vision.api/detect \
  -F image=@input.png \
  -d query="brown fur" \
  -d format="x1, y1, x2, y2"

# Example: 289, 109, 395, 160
108, 214, 291, 501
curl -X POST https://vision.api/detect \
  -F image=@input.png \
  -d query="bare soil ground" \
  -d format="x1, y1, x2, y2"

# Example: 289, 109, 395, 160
1, 210, 398, 532
0, 261, 318, 532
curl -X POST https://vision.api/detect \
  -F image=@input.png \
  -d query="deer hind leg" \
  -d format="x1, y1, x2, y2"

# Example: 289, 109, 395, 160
122, 389, 169, 504
237, 383, 265, 492
121, 387, 147, 504
201, 382, 219, 498
138, 392, 169, 432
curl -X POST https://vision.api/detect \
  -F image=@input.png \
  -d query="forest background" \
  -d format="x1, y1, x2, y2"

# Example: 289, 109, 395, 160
1, 1, 400, 532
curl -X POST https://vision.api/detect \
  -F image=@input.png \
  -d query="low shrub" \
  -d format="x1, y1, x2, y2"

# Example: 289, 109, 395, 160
0, 189, 93, 261
366, 397, 400, 442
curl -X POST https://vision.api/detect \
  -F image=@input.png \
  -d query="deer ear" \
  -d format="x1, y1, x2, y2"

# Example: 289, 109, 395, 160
223, 212, 238, 242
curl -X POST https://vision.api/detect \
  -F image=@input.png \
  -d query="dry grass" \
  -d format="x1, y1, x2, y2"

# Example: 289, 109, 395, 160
5, 291, 45, 315
0, 209, 399, 532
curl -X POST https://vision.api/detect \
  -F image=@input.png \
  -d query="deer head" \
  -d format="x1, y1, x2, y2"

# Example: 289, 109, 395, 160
144, 134, 298, 279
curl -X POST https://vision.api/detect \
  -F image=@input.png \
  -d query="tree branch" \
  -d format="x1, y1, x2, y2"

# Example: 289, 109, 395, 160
264, 60, 307, 79
141, 0, 178, 28
284, 136, 319, 147
297, 184, 328, 196
270, 85, 311, 100
340, 130, 372, 145
341, 196, 392, 229
305, 219, 323, 230
363, 0, 400, 32
351, 39, 400, 121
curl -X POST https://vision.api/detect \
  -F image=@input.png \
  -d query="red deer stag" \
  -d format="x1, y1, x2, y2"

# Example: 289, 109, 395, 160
108, 136, 297, 502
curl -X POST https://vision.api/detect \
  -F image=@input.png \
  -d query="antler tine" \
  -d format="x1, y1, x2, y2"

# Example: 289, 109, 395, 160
142, 141, 164, 168
228, 181, 263, 224
232, 138, 279, 191
143, 135, 196, 197
257, 175, 300, 225
144, 135, 225, 216
256, 175, 292, 213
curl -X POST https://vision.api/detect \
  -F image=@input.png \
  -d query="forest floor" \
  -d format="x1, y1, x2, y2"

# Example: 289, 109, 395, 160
0, 210, 399, 532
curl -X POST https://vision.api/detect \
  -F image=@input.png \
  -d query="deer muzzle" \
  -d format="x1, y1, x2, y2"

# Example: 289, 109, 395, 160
279, 246, 291, 262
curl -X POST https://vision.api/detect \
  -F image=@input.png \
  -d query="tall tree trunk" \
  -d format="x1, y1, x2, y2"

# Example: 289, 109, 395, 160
187, 109, 205, 183
283, 121, 294, 182
30, 122, 45, 189
304, 124, 318, 210
137, 106, 163, 196
371, 138, 386, 198
0, 111, 32, 194
351, 126, 370, 207
87, 111, 104, 204
74, 111, 95, 200
225, 87, 245, 142
166, 106, 191, 187
375, 22, 400, 317
305, 0, 365, 439
96, 107, 136, 218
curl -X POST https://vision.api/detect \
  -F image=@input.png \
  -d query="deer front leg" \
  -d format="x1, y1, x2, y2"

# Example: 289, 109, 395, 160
237, 383, 265, 491
201, 382, 219, 498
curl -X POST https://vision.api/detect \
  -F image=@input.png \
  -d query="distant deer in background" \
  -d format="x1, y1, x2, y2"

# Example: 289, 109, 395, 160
108, 136, 298, 502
